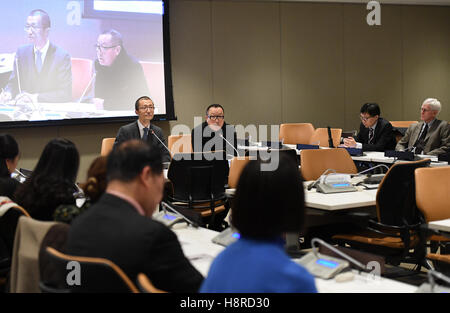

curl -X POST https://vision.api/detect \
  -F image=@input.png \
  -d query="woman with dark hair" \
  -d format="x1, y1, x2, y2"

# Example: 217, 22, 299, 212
0, 134, 20, 198
200, 154, 317, 293
15, 138, 80, 221
53, 156, 107, 224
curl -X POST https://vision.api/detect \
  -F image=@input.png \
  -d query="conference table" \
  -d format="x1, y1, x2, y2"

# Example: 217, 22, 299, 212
172, 224, 418, 293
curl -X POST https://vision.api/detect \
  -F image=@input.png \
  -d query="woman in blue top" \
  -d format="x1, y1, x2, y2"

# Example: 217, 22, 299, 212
200, 154, 317, 293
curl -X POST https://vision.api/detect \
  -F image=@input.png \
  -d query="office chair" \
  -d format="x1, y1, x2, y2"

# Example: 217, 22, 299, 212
332, 159, 431, 268
415, 167, 450, 267
0, 204, 30, 291
166, 152, 230, 230
309, 128, 342, 148
71, 58, 93, 102
100, 138, 115, 156
168, 134, 192, 156
390, 121, 418, 143
279, 123, 315, 145
39, 247, 139, 293
136, 273, 166, 293
300, 148, 357, 181
228, 156, 251, 189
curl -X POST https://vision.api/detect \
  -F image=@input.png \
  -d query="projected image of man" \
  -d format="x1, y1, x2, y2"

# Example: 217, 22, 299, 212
0, 9, 72, 103
93, 29, 149, 110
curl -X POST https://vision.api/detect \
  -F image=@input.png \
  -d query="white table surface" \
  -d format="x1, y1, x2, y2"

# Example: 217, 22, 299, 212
173, 224, 418, 293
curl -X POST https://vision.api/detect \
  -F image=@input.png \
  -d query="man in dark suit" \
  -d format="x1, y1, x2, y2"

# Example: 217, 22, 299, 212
342, 102, 396, 152
396, 98, 450, 155
66, 140, 204, 292
114, 96, 171, 163
0, 9, 72, 103
191, 104, 237, 158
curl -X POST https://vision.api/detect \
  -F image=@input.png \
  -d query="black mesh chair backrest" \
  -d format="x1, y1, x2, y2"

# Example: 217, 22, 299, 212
40, 247, 138, 293
168, 152, 229, 202
376, 159, 430, 226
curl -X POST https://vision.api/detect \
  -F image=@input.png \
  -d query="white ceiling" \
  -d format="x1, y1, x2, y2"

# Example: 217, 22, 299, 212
264, 0, 450, 5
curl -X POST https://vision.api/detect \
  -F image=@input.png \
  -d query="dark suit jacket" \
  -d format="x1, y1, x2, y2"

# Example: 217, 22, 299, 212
355, 117, 396, 152
396, 119, 450, 156
191, 121, 238, 157
114, 121, 171, 163
66, 193, 204, 293
6, 43, 72, 102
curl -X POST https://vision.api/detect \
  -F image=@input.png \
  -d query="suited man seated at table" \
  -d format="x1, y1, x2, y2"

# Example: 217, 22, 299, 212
0, 9, 72, 104
191, 104, 237, 159
66, 140, 204, 292
396, 98, 450, 156
114, 96, 171, 163
342, 103, 396, 152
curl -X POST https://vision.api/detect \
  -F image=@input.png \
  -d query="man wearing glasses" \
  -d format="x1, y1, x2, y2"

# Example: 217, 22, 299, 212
191, 104, 237, 158
0, 9, 72, 103
114, 96, 171, 163
342, 102, 396, 152
93, 29, 149, 110
396, 98, 449, 155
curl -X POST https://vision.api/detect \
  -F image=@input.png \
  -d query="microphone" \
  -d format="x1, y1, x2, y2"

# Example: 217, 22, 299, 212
150, 129, 171, 154
219, 134, 240, 157
15, 55, 22, 94
311, 238, 368, 272
78, 72, 96, 103
327, 126, 334, 148
161, 201, 199, 228
306, 168, 336, 190
352, 164, 390, 177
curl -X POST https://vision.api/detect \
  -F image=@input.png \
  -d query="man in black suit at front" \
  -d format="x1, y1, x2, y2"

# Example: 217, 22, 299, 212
342, 102, 396, 152
66, 140, 203, 292
114, 96, 171, 162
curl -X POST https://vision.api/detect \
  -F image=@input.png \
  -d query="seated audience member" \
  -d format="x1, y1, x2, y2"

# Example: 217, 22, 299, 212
53, 155, 107, 224
0, 134, 23, 273
93, 29, 149, 110
200, 155, 317, 293
0, 134, 21, 199
114, 96, 171, 163
66, 140, 203, 292
191, 104, 237, 158
396, 98, 450, 155
15, 138, 79, 221
342, 103, 396, 152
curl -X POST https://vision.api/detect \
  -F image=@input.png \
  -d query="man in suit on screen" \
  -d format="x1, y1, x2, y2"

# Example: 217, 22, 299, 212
0, 9, 72, 103
396, 98, 449, 155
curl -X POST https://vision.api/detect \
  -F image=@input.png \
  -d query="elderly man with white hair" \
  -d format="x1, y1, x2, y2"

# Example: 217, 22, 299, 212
396, 98, 450, 155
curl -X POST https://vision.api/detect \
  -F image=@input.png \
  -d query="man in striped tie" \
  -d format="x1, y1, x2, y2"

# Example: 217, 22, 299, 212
342, 102, 396, 152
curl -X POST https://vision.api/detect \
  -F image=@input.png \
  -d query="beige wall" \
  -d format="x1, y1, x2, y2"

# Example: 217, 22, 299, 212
3, 0, 450, 181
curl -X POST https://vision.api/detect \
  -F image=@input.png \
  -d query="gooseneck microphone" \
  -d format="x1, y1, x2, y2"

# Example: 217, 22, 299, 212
15, 56, 22, 94
161, 201, 199, 228
78, 72, 97, 103
306, 168, 336, 190
219, 134, 240, 157
151, 129, 171, 154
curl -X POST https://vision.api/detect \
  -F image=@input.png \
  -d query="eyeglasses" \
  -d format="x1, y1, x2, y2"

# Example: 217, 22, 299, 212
421, 108, 432, 112
359, 115, 374, 122
208, 115, 224, 121
139, 106, 155, 111
95, 44, 119, 52
24, 24, 43, 32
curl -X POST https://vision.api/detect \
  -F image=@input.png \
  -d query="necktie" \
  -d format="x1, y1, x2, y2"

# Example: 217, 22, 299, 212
368, 128, 374, 144
35, 50, 42, 73
414, 123, 428, 154
142, 127, 149, 141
